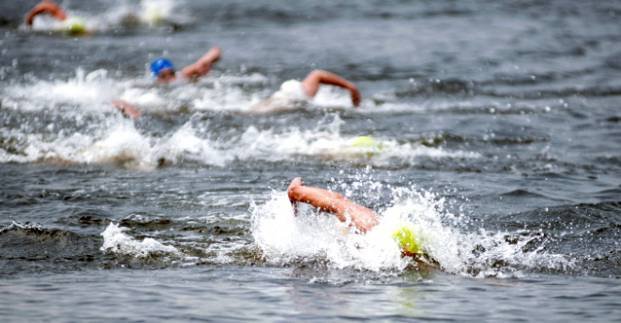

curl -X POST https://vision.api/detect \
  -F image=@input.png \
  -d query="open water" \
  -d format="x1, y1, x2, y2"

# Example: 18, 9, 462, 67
0, 0, 620, 321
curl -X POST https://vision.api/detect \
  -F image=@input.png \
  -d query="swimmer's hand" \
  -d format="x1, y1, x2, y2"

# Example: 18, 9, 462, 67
112, 100, 141, 119
181, 47, 221, 81
287, 177, 304, 216
350, 86, 361, 107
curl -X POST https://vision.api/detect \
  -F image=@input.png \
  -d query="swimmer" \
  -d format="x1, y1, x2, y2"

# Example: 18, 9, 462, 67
25, 0, 89, 36
25, 0, 67, 26
252, 70, 361, 112
287, 177, 421, 257
112, 47, 222, 119
149, 47, 222, 84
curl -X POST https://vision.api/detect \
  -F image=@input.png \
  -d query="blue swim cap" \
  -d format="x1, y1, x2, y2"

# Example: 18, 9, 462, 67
150, 58, 175, 77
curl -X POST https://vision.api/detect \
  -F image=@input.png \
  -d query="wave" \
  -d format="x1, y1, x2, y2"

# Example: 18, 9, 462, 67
100, 222, 178, 257
1, 197, 615, 276
0, 222, 101, 275
1, 93, 480, 169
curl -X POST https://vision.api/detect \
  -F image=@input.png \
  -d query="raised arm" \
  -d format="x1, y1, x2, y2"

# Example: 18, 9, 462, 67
287, 177, 378, 233
25, 0, 67, 26
301, 69, 361, 107
180, 47, 222, 81
112, 100, 141, 119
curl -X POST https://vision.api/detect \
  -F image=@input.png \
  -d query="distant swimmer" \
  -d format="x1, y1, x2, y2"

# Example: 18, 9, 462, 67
24, 0, 87, 35
252, 69, 361, 112
112, 47, 222, 119
287, 177, 423, 257
25, 0, 179, 35
25, 1, 67, 26
149, 47, 222, 84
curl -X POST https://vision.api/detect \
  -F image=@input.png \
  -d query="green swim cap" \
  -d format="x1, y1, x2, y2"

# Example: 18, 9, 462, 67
392, 225, 422, 254
64, 17, 87, 36
144, 7, 164, 25
351, 136, 383, 159
352, 135, 377, 148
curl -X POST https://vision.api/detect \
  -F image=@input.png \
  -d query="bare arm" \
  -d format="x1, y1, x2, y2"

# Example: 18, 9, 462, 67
287, 178, 378, 232
301, 69, 361, 107
112, 100, 141, 119
180, 47, 222, 81
25, 0, 67, 26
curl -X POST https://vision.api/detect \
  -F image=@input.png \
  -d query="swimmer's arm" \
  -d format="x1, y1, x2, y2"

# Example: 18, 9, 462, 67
302, 70, 361, 107
288, 179, 344, 219
180, 47, 222, 81
112, 100, 141, 119
287, 178, 378, 233
25, 0, 67, 26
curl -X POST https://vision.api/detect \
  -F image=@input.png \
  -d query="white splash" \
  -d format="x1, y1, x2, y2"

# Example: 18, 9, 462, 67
156, 122, 231, 167
230, 115, 480, 165
1, 70, 479, 168
79, 122, 157, 169
0, 113, 478, 168
138, 0, 183, 26
312, 84, 357, 108
251, 183, 574, 277
100, 223, 178, 257
2, 69, 122, 110
251, 192, 408, 272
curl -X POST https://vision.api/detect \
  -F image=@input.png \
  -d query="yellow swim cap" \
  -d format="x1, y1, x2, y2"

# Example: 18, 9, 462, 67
64, 17, 87, 36
392, 225, 422, 254
351, 136, 383, 159
144, 7, 164, 25
351, 135, 378, 148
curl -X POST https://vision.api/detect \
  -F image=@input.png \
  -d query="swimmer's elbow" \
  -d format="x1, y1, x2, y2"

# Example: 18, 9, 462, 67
287, 186, 298, 201
308, 69, 327, 81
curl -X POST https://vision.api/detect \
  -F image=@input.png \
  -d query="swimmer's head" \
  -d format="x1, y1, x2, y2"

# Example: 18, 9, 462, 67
393, 225, 422, 255
150, 58, 176, 82
64, 17, 87, 36
144, 7, 164, 25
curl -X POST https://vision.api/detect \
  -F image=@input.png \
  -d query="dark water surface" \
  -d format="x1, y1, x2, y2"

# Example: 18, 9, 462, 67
1, 268, 620, 322
1, 0, 620, 321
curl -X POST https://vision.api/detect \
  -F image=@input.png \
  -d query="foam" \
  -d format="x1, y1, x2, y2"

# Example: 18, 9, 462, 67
138, 0, 179, 26
190, 73, 270, 112
2, 69, 122, 110
79, 123, 156, 169
230, 116, 480, 165
100, 223, 178, 257
1, 70, 479, 168
312, 84, 357, 108
0, 113, 478, 169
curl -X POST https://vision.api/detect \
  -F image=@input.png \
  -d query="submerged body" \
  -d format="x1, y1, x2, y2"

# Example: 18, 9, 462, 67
25, 1, 68, 26
149, 47, 222, 84
252, 70, 361, 113
287, 177, 421, 256
24, 0, 89, 36
112, 47, 222, 119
